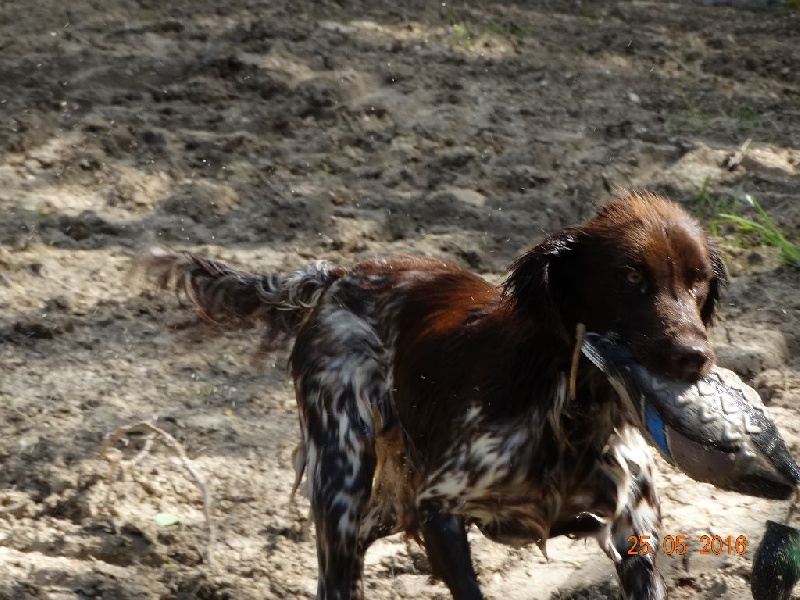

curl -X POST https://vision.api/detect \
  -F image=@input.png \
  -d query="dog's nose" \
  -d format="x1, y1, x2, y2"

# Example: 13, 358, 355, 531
669, 342, 714, 381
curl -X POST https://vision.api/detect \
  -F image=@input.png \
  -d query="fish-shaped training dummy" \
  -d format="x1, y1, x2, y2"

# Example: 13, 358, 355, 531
581, 332, 800, 501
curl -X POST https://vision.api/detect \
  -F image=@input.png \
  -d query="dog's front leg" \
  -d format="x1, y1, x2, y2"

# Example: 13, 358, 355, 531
602, 436, 668, 599
417, 498, 484, 600
609, 507, 668, 600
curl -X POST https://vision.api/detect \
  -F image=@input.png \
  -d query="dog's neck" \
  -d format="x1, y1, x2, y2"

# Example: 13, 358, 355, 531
497, 307, 624, 440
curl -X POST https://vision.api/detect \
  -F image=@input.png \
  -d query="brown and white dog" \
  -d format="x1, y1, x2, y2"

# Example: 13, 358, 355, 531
135, 192, 726, 600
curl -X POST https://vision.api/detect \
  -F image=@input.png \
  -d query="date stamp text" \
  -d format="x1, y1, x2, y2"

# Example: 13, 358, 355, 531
627, 534, 748, 556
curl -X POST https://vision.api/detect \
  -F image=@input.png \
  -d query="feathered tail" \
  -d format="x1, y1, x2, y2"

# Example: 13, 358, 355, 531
132, 247, 346, 352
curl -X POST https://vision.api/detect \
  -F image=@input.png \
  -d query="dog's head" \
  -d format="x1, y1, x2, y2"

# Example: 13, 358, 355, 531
505, 192, 727, 382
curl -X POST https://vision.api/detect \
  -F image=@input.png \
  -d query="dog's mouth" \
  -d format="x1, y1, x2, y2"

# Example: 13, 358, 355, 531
617, 330, 715, 384
582, 332, 800, 501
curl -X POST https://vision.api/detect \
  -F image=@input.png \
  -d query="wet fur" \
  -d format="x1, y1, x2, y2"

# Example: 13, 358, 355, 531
134, 192, 726, 600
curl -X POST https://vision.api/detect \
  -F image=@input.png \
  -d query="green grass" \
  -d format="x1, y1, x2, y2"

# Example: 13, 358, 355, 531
695, 180, 799, 268
694, 178, 737, 237
445, 5, 531, 50
684, 96, 711, 125
450, 23, 474, 48
718, 195, 800, 267
666, 97, 779, 142
480, 20, 531, 39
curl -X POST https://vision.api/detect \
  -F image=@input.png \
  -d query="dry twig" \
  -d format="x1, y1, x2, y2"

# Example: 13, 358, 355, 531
724, 138, 752, 171
569, 323, 586, 403
101, 420, 215, 565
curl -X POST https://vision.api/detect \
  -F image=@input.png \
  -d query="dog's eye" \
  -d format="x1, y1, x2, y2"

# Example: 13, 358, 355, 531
626, 269, 644, 285
686, 268, 710, 294
690, 268, 710, 285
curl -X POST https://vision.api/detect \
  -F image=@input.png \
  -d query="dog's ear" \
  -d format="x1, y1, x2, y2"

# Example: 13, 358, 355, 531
701, 243, 728, 326
502, 229, 584, 339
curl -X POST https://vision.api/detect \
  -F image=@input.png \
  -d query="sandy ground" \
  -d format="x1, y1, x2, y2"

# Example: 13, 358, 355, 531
1, 0, 799, 598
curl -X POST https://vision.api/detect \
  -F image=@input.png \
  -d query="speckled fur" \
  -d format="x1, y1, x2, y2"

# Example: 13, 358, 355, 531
135, 193, 727, 600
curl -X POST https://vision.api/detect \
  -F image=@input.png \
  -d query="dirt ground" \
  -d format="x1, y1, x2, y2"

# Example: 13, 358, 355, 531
1, 0, 799, 598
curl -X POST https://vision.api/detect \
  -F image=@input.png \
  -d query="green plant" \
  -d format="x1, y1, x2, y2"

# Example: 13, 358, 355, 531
693, 177, 737, 237
444, 4, 472, 47
666, 98, 780, 142
718, 195, 800, 268
506, 23, 532, 38
479, 20, 506, 37
445, 5, 530, 49
684, 96, 713, 126
478, 20, 531, 38
450, 23, 474, 48
694, 182, 798, 268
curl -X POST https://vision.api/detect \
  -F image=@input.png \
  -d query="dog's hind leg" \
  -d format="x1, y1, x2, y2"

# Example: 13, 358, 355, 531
304, 426, 375, 600
349, 500, 399, 599
292, 305, 394, 600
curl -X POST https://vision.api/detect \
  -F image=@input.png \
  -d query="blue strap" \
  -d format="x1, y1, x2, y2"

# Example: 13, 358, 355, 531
645, 402, 672, 461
